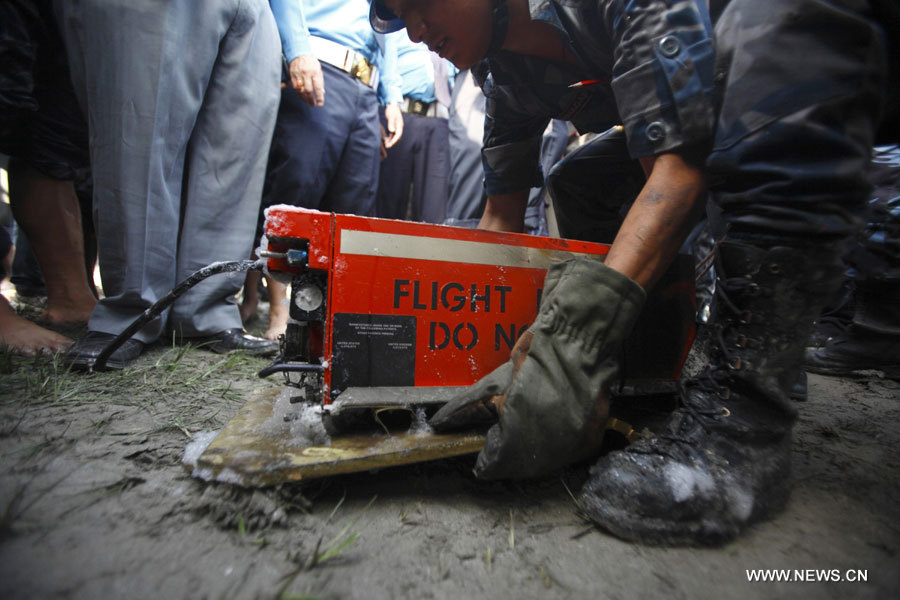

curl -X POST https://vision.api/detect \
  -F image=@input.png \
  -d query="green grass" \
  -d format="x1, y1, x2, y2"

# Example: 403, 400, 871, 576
0, 348, 92, 407
2, 438, 53, 458
0, 343, 277, 436
274, 495, 377, 599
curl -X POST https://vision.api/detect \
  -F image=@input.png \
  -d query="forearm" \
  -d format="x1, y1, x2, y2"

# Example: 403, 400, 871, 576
478, 190, 529, 232
604, 153, 706, 289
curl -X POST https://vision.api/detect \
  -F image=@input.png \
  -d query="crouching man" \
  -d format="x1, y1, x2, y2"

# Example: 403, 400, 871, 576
370, 0, 896, 545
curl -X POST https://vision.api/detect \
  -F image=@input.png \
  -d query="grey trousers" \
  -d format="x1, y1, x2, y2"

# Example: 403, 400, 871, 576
445, 69, 487, 228
54, 0, 280, 341
445, 69, 568, 235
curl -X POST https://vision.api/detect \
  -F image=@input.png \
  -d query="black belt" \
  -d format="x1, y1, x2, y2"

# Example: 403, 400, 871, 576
401, 97, 448, 119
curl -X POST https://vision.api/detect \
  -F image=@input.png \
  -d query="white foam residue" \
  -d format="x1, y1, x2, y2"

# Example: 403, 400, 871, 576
259, 388, 331, 447
193, 467, 215, 481
665, 462, 715, 502
215, 468, 246, 485
263, 207, 286, 233
263, 204, 326, 234
182, 430, 220, 468
725, 478, 755, 520
255, 233, 268, 259
289, 401, 331, 446
258, 389, 296, 436
265, 203, 328, 216
407, 407, 433, 436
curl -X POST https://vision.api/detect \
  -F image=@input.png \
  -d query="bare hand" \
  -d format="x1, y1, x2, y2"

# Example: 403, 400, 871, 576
382, 103, 404, 149
288, 56, 325, 107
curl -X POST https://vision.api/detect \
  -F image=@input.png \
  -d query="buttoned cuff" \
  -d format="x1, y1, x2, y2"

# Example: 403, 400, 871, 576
613, 35, 715, 157
482, 138, 544, 195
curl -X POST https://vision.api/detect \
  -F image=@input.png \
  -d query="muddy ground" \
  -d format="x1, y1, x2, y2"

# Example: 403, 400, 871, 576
1, 303, 899, 600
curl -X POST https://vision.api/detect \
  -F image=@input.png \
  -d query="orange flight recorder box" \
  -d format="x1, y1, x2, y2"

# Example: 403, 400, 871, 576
262, 207, 695, 405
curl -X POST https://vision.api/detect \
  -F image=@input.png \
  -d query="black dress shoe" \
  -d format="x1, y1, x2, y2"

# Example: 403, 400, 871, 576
190, 328, 278, 356
66, 331, 145, 371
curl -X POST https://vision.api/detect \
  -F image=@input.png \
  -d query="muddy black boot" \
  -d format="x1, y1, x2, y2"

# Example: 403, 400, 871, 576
804, 282, 900, 378
578, 240, 843, 545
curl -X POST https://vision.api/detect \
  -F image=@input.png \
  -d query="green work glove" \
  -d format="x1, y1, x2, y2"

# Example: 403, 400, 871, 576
428, 260, 571, 430
430, 258, 646, 479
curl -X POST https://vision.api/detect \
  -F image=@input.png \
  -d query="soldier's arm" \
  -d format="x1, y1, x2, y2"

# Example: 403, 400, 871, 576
604, 152, 705, 289
478, 190, 529, 232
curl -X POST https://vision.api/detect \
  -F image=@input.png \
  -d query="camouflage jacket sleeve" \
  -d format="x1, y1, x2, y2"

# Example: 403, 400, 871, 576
477, 62, 549, 197
478, 0, 716, 196
602, 0, 716, 157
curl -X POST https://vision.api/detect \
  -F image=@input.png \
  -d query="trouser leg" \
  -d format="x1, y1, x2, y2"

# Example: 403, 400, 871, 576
805, 146, 900, 376
410, 115, 449, 224
581, 0, 890, 546
525, 119, 569, 236
264, 65, 368, 215
170, 0, 280, 337
324, 78, 380, 216
376, 111, 418, 220
546, 127, 644, 243
847, 148, 900, 282
55, 0, 227, 341
445, 69, 487, 226
263, 88, 329, 211
10, 227, 45, 297
705, 0, 886, 243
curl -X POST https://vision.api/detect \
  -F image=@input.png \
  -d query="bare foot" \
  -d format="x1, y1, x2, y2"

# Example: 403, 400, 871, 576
1, 297, 73, 355
41, 300, 95, 325
265, 298, 289, 341
240, 270, 261, 325
9, 163, 98, 329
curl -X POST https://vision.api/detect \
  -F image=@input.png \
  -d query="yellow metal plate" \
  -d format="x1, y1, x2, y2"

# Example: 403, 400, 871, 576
193, 388, 484, 486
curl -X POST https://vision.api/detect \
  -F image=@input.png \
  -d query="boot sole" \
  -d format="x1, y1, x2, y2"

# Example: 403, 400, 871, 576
581, 478, 792, 547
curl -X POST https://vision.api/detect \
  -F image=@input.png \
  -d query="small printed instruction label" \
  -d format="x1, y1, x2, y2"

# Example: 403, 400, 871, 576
332, 314, 416, 391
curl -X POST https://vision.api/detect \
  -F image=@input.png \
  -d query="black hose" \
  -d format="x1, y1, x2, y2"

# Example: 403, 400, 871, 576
257, 363, 325, 378
93, 259, 264, 371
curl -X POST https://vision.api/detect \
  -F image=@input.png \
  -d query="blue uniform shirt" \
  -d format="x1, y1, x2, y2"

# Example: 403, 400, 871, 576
389, 33, 457, 103
270, 0, 402, 105
268, 0, 306, 61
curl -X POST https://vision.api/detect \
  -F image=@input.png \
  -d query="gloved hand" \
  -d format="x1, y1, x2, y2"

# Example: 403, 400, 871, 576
430, 258, 646, 479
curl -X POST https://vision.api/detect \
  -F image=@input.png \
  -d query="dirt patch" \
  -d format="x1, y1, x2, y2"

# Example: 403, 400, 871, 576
1, 317, 899, 599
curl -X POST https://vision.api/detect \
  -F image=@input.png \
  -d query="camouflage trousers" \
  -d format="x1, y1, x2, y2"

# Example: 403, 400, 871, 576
706, 0, 893, 246
0, 0, 89, 181
847, 145, 900, 283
